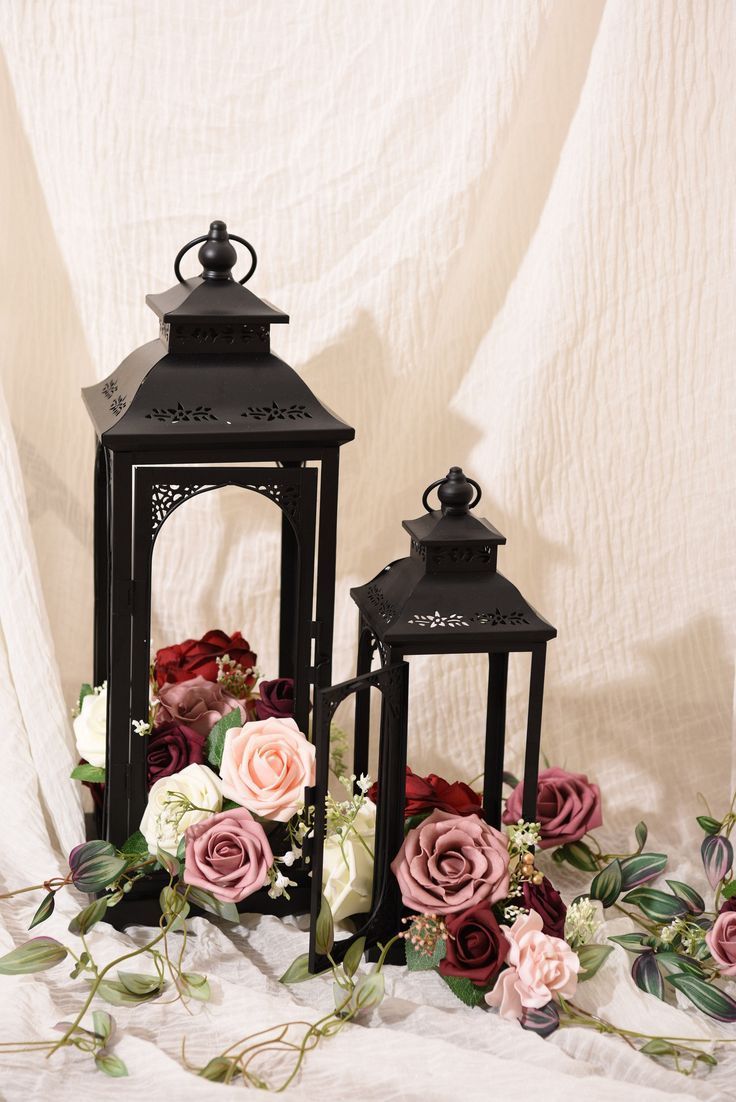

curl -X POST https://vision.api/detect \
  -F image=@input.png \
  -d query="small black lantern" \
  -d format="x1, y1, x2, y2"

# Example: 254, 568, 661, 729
309, 467, 555, 968
83, 222, 354, 913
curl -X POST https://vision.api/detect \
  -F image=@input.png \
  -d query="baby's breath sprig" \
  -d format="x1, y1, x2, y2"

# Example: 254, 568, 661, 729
216, 655, 260, 700
506, 819, 543, 894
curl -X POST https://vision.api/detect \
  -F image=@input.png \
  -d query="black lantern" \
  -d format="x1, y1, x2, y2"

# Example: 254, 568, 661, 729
308, 466, 555, 969
83, 222, 354, 918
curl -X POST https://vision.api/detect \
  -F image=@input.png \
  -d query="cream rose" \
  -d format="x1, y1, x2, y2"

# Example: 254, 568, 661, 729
322, 799, 376, 923
219, 717, 315, 822
140, 763, 222, 856
73, 685, 107, 768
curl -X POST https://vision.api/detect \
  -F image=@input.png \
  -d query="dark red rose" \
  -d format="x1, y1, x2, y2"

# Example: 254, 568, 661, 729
719, 898, 736, 915
368, 767, 482, 819
521, 876, 567, 939
154, 629, 257, 689
146, 721, 207, 788
439, 903, 508, 986
255, 678, 295, 721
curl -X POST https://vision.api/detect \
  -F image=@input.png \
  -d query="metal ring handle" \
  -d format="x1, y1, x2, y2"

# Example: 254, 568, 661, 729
174, 233, 258, 285
422, 476, 482, 513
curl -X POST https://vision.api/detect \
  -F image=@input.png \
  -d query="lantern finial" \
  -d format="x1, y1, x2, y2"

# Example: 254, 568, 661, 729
197, 221, 238, 281
422, 466, 481, 516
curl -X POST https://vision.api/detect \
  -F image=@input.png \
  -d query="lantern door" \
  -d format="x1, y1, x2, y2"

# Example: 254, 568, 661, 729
308, 661, 409, 973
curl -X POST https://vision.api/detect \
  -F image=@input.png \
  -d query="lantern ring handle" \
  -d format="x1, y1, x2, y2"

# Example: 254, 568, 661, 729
174, 234, 258, 285
422, 477, 482, 513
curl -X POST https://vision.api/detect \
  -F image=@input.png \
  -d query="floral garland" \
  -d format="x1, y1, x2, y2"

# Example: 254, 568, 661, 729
1, 627, 735, 1086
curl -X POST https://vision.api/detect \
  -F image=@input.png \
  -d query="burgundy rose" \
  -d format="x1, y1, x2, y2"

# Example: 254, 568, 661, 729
156, 675, 247, 737
255, 678, 295, 721
439, 903, 508, 986
521, 876, 567, 939
719, 898, 736, 915
184, 807, 273, 904
368, 767, 482, 819
146, 721, 206, 788
503, 767, 602, 849
154, 629, 257, 688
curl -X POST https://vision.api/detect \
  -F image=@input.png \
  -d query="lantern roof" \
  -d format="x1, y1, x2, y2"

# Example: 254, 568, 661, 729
82, 221, 354, 450
351, 467, 556, 649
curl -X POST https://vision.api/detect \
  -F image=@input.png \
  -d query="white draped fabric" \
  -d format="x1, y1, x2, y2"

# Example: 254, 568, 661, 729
0, 1, 734, 1098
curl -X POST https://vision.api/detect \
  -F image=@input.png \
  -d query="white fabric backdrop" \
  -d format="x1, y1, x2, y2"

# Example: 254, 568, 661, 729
0, 1, 734, 1098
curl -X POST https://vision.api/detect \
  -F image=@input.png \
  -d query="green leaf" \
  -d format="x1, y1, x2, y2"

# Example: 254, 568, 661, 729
68, 840, 126, 894
665, 880, 705, 915
622, 887, 688, 922
200, 1057, 236, 1082
619, 853, 667, 890
176, 836, 187, 862
69, 895, 109, 936
577, 943, 613, 981
29, 891, 55, 930
442, 973, 491, 1007
343, 936, 366, 978
180, 972, 211, 1002
590, 859, 622, 908
156, 848, 180, 878
70, 763, 106, 783
94, 1053, 128, 1078
608, 932, 652, 953
405, 935, 446, 972
667, 973, 736, 1021
221, 798, 241, 811
160, 886, 190, 930
655, 951, 705, 977
315, 895, 334, 956
631, 952, 665, 1000
404, 812, 431, 835
557, 840, 599, 873
117, 971, 163, 996
78, 683, 95, 710
185, 886, 240, 924
352, 970, 385, 1011
701, 834, 734, 890
279, 953, 313, 984
97, 979, 162, 1007
696, 815, 722, 835
120, 829, 149, 861
92, 1010, 113, 1044
640, 1038, 677, 1057
634, 821, 648, 852
0, 936, 67, 975
502, 771, 520, 788
519, 1001, 560, 1037
722, 879, 736, 900
69, 951, 90, 979
205, 709, 242, 770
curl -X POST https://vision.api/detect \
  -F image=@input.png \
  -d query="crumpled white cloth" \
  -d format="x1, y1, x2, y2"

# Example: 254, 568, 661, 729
0, 0, 734, 1098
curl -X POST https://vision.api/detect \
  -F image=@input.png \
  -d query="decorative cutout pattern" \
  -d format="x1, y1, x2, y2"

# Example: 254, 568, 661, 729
171, 323, 268, 345
366, 583, 399, 624
242, 402, 312, 422
145, 403, 218, 423
109, 395, 127, 417
473, 609, 529, 626
102, 379, 118, 399
410, 538, 427, 560
429, 544, 495, 567
149, 478, 300, 537
407, 611, 470, 628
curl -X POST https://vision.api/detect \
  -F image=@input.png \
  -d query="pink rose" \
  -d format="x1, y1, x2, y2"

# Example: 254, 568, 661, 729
486, 910, 579, 1019
706, 911, 736, 976
184, 806, 273, 903
390, 809, 509, 915
503, 767, 602, 849
156, 675, 246, 737
220, 717, 315, 822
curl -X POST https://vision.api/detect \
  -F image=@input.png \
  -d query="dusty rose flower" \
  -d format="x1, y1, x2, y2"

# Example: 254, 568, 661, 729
390, 809, 509, 915
503, 767, 602, 849
154, 629, 256, 688
184, 807, 273, 903
220, 716, 315, 822
156, 675, 246, 738
438, 904, 508, 986
706, 911, 736, 976
486, 910, 579, 1019
255, 678, 295, 721
521, 876, 567, 940
146, 721, 206, 787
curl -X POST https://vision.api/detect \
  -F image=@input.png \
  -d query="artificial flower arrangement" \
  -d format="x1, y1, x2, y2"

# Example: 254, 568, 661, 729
1, 628, 736, 1085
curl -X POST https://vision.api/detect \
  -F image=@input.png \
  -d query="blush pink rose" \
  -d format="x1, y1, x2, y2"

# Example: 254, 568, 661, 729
184, 806, 273, 903
156, 675, 246, 737
390, 809, 510, 915
706, 911, 736, 976
503, 766, 602, 849
220, 716, 315, 822
485, 910, 579, 1019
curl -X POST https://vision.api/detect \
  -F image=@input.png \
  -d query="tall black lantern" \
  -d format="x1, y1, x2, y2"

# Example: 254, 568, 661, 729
308, 466, 555, 969
83, 222, 354, 907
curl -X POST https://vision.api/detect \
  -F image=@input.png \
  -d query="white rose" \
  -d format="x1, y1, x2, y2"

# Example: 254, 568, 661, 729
140, 763, 222, 856
322, 799, 376, 924
73, 686, 107, 768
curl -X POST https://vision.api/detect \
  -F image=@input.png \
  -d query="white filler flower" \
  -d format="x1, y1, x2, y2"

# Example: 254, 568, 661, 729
140, 763, 223, 856
73, 684, 108, 768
